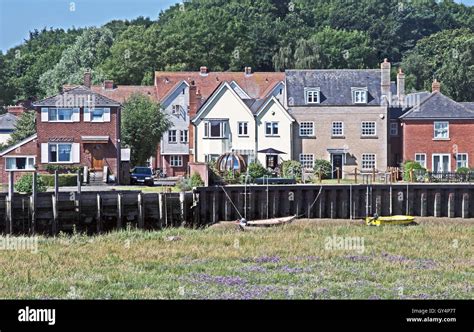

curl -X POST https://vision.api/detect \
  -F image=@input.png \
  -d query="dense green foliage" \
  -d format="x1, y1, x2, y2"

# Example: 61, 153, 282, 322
7, 111, 36, 146
313, 159, 333, 179
1, 0, 473, 108
403, 160, 426, 181
41, 174, 79, 187
176, 172, 205, 191
14, 173, 46, 194
281, 160, 302, 179
121, 93, 171, 166
247, 161, 269, 180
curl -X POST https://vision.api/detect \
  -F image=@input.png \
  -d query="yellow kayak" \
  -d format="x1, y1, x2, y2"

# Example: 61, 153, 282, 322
365, 215, 415, 226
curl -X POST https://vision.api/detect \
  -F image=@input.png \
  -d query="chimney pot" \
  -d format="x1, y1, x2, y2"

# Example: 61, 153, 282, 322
7, 105, 27, 117
432, 79, 441, 93
84, 70, 92, 88
380, 59, 391, 104
200, 66, 208, 76
245, 67, 252, 75
397, 67, 405, 106
104, 80, 114, 90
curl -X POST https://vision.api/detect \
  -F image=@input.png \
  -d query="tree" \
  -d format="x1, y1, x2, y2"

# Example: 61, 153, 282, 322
8, 111, 36, 145
121, 93, 171, 166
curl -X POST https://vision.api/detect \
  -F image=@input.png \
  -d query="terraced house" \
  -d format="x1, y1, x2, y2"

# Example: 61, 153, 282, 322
285, 59, 402, 179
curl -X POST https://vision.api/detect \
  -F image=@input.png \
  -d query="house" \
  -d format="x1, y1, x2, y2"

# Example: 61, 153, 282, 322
285, 59, 399, 178
154, 67, 285, 176
33, 80, 122, 183
0, 105, 29, 145
0, 134, 38, 184
400, 80, 474, 172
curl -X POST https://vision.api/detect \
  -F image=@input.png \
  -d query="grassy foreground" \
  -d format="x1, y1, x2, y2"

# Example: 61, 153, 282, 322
0, 218, 472, 299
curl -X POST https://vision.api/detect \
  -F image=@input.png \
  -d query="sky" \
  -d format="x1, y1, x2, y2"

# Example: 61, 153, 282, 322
0, 0, 473, 53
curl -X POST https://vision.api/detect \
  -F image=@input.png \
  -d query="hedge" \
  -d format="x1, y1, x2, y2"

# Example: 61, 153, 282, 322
42, 174, 79, 187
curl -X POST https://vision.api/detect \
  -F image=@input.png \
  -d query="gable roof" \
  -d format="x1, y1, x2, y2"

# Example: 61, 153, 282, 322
400, 92, 474, 120
34, 86, 121, 107
255, 96, 295, 122
285, 69, 383, 106
0, 113, 18, 130
0, 133, 37, 156
155, 71, 284, 103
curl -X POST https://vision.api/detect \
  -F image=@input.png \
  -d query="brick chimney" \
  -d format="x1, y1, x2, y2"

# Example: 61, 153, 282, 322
84, 70, 92, 88
104, 80, 114, 90
200, 66, 208, 76
188, 82, 203, 163
7, 105, 27, 117
380, 58, 391, 105
397, 68, 405, 106
432, 79, 441, 93
244, 66, 252, 76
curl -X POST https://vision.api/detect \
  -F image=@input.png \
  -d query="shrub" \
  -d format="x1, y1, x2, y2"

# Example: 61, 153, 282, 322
313, 159, 332, 179
403, 160, 426, 181
45, 164, 82, 174
14, 174, 47, 194
42, 174, 79, 187
456, 167, 471, 174
281, 160, 302, 179
176, 177, 192, 192
190, 172, 204, 187
247, 161, 269, 180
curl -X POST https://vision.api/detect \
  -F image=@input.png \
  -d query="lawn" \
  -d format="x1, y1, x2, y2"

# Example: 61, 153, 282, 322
0, 218, 472, 299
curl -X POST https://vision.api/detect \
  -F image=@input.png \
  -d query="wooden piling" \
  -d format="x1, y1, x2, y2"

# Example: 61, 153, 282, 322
96, 193, 102, 233
434, 192, 441, 217
420, 192, 427, 217
52, 194, 58, 235
447, 192, 455, 218
462, 193, 469, 219
6, 172, 14, 234
117, 193, 123, 229
30, 172, 37, 234
138, 193, 144, 229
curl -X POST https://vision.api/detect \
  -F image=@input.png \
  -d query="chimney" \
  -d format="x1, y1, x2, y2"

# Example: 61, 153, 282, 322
188, 82, 203, 162
84, 70, 92, 88
380, 58, 391, 105
200, 66, 208, 76
432, 79, 441, 93
397, 68, 405, 106
244, 67, 252, 76
104, 80, 114, 90
7, 105, 27, 117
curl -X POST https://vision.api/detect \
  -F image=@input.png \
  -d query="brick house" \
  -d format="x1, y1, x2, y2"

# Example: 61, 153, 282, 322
33, 83, 122, 182
400, 81, 474, 172
0, 134, 38, 184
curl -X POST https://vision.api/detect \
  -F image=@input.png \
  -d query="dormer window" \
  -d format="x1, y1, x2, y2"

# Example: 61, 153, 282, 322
352, 88, 368, 104
305, 88, 320, 104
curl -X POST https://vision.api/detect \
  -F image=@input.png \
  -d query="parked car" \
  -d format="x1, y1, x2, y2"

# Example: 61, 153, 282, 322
130, 167, 154, 186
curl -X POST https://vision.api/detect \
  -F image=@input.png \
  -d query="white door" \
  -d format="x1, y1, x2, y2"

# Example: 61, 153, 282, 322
432, 154, 450, 173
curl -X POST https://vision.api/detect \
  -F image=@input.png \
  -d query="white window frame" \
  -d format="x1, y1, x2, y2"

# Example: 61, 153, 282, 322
332, 121, 344, 137
352, 89, 368, 104
305, 88, 320, 104
48, 108, 74, 122
390, 122, 399, 136
171, 105, 180, 115
361, 121, 377, 137
434, 121, 449, 139
432, 154, 451, 173
414, 153, 427, 168
299, 122, 314, 137
265, 122, 279, 136
5, 156, 36, 171
91, 108, 105, 122
48, 143, 72, 163
361, 153, 376, 170
204, 121, 227, 138
180, 130, 188, 143
238, 122, 248, 136
170, 155, 183, 167
456, 153, 468, 169
299, 154, 314, 169
168, 130, 177, 143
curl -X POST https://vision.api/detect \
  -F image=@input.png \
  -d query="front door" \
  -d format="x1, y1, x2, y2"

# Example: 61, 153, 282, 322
432, 154, 450, 173
331, 154, 343, 179
91, 145, 104, 171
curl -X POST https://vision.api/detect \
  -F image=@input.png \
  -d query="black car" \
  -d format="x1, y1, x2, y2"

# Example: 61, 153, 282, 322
130, 167, 154, 186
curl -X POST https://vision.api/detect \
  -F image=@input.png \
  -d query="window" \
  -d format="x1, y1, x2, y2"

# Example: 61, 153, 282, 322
352, 89, 368, 104
390, 122, 399, 136
361, 154, 376, 170
172, 105, 180, 115
332, 122, 344, 137
168, 130, 177, 143
5, 157, 35, 171
415, 153, 426, 168
265, 122, 279, 136
299, 122, 314, 136
434, 122, 449, 139
299, 154, 314, 169
170, 155, 183, 167
91, 108, 104, 122
456, 153, 468, 169
48, 108, 73, 121
204, 121, 227, 138
49, 143, 72, 163
238, 122, 248, 136
305, 89, 320, 104
180, 130, 188, 143
361, 121, 376, 136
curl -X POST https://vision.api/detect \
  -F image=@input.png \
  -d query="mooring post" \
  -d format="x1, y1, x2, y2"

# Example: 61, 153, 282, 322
365, 186, 370, 217
180, 191, 187, 225
354, 168, 358, 184
51, 194, 58, 235
6, 171, 14, 234
434, 192, 441, 217
372, 167, 376, 183
375, 192, 382, 216
462, 193, 469, 219
336, 167, 340, 184
96, 193, 102, 233
138, 193, 144, 229
448, 192, 455, 218
421, 192, 427, 217
117, 193, 123, 229
158, 193, 164, 227
30, 172, 37, 234
389, 185, 393, 215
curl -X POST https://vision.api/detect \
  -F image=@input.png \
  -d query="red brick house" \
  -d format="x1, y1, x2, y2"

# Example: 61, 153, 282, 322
32, 84, 122, 182
400, 81, 474, 172
0, 134, 38, 184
